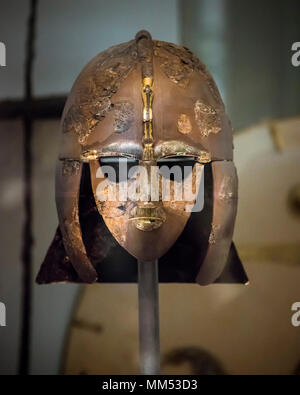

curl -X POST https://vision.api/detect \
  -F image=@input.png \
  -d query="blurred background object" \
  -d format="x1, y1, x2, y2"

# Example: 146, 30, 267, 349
0, 0, 299, 374
162, 347, 226, 375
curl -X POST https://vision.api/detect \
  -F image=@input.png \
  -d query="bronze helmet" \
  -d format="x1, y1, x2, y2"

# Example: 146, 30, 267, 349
37, 31, 247, 286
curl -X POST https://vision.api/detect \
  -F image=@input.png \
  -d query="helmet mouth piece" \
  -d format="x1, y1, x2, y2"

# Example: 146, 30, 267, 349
130, 217, 165, 232
129, 206, 166, 231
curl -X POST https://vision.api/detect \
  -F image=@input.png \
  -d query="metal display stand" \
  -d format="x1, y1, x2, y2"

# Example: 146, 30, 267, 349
138, 260, 160, 375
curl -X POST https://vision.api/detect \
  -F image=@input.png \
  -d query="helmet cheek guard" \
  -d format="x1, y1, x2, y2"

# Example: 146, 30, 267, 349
196, 161, 238, 285
56, 160, 98, 283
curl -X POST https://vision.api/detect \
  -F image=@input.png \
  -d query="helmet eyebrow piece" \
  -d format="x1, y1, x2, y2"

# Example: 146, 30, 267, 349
80, 141, 144, 161
154, 141, 211, 163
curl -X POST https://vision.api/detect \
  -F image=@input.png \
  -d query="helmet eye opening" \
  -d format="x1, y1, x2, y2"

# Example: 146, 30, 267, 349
99, 157, 139, 183
158, 156, 197, 181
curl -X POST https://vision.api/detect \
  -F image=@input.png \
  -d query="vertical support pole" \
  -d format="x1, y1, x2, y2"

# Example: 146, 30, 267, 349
19, 0, 38, 375
138, 260, 160, 375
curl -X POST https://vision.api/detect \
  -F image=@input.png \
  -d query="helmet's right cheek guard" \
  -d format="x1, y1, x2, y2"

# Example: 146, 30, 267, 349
56, 160, 98, 283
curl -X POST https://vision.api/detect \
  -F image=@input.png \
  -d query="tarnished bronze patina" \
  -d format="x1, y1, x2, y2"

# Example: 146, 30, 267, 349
37, 30, 247, 286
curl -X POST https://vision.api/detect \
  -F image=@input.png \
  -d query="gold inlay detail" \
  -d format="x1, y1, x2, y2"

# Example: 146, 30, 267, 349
142, 77, 154, 161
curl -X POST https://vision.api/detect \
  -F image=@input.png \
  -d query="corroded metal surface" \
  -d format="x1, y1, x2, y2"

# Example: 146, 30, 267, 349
62, 41, 138, 144
208, 224, 221, 245
153, 40, 224, 108
62, 159, 81, 176
177, 114, 192, 135
154, 41, 193, 88
113, 101, 134, 133
194, 101, 221, 137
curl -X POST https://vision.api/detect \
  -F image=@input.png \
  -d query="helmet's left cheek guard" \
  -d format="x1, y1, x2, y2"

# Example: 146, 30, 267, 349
196, 160, 238, 285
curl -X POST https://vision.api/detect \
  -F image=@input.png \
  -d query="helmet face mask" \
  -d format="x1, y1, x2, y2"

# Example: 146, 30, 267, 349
37, 31, 248, 286
88, 155, 204, 262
